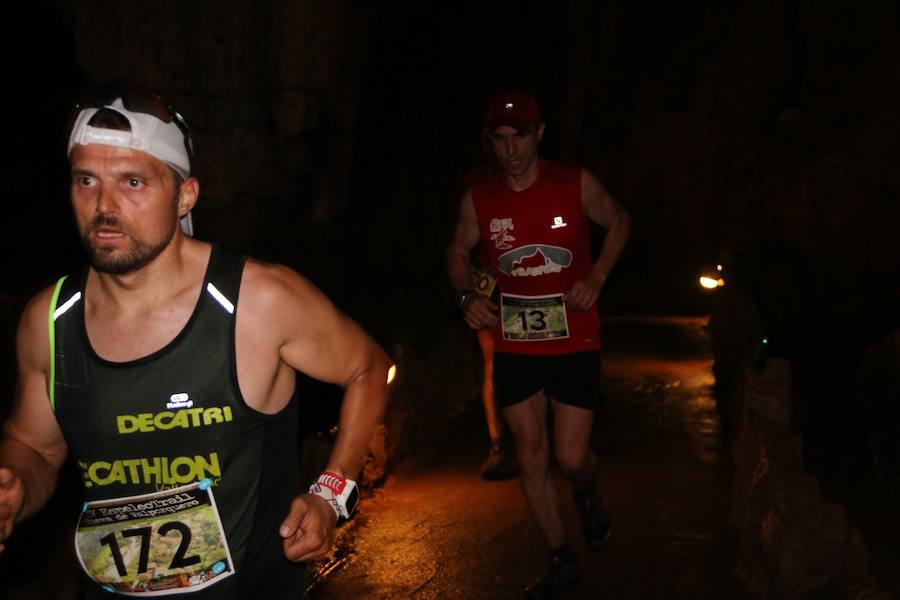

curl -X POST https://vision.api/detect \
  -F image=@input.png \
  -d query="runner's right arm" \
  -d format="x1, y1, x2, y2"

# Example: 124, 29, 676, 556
564, 169, 632, 311
446, 190, 498, 329
0, 288, 70, 553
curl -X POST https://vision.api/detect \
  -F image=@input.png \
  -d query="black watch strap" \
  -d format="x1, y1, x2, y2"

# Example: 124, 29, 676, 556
454, 288, 474, 309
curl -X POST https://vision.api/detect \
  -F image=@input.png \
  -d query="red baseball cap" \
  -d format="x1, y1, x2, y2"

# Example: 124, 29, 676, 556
485, 91, 542, 132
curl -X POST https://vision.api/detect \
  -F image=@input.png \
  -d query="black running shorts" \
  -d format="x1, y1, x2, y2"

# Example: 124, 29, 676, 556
493, 351, 603, 410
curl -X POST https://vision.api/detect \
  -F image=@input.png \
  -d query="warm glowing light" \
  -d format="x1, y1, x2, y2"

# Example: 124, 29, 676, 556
700, 276, 719, 289
386, 364, 397, 385
716, 264, 723, 271
699, 274, 725, 289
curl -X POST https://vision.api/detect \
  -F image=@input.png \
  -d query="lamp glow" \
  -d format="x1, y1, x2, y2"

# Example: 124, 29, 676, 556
699, 276, 721, 289
700, 262, 726, 290
386, 364, 397, 385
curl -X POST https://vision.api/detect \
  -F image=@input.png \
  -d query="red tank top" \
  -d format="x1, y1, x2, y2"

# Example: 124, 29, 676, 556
471, 160, 601, 355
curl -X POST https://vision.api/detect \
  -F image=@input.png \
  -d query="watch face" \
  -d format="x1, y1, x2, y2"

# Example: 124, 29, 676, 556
345, 485, 360, 517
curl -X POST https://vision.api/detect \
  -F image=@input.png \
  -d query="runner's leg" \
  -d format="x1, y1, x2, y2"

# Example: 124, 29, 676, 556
478, 327, 500, 441
550, 400, 594, 485
479, 329, 518, 480
504, 390, 565, 547
552, 399, 610, 551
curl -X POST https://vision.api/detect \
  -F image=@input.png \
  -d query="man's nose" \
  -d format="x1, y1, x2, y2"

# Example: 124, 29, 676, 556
505, 137, 516, 155
96, 184, 119, 214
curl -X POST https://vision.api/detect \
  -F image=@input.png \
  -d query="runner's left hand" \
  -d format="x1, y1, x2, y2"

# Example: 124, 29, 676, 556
564, 275, 605, 311
280, 493, 337, 562
0, 468, 25, 554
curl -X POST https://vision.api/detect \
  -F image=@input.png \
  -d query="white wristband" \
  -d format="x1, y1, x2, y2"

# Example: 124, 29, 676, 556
308, 472, 359, 521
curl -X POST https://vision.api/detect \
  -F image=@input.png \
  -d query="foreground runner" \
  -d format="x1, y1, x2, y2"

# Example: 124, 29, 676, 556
0, 86, 390, 598
448, 90, 631, 599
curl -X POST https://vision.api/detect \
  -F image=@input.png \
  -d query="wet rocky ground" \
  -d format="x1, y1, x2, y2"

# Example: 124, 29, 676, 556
307, 315, 758, 599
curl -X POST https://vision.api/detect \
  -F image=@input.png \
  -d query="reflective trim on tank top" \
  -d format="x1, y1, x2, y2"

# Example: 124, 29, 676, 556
206, 282, 235, 314
48, 276, 70, 411
54, 291, 82, 321
48, 254, 238, 412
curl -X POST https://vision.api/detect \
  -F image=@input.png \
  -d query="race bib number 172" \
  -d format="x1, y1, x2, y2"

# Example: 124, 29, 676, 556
75, 479, 234, 596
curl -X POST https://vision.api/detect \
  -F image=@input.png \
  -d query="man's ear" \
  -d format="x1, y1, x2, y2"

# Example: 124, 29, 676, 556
177, 177, 200, 217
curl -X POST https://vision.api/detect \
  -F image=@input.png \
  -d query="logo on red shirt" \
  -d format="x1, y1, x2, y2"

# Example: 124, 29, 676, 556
489, 218, 516, 250
498, 244, 573, 277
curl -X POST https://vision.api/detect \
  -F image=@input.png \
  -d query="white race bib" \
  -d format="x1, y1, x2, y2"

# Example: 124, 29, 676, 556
500, 293, 570, 341
75, 479, 234, 595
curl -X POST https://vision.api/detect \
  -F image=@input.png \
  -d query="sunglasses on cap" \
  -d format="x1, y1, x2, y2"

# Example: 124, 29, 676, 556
73, 86, 193, 156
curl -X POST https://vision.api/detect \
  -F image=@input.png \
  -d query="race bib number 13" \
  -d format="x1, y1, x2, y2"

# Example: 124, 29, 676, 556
75, 479, 234, 596
500, 293, 570, 341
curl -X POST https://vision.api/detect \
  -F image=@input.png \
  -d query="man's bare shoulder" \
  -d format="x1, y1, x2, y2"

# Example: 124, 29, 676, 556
237, 258, 335, 334
579, 166, 605, 190
459, 188, 477, 218
580, 168, 615, 204
9, 284, 58, 396
239, 258, 320, 305
18, 285, 58, 344
236, 258, 369, 385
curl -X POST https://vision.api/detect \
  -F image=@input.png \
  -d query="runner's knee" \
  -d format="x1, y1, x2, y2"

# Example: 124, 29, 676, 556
514, 434, 548, 473
554, 449, 590, 481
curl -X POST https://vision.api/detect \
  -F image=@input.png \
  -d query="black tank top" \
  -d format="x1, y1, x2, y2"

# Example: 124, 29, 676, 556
51, 245, 307, 599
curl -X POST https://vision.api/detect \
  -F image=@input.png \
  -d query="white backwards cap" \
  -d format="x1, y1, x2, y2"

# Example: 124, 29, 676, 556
67, 97, 191, 180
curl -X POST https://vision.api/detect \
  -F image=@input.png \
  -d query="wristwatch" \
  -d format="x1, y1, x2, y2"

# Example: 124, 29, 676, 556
309, 472, 359, 521
454, 288, 475, 309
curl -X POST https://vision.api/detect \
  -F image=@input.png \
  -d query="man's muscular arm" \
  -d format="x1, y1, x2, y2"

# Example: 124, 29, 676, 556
0, 288, 70, 553
237, 261, 390, 562
564, 169, 632, 311
446, 190, 498, 328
